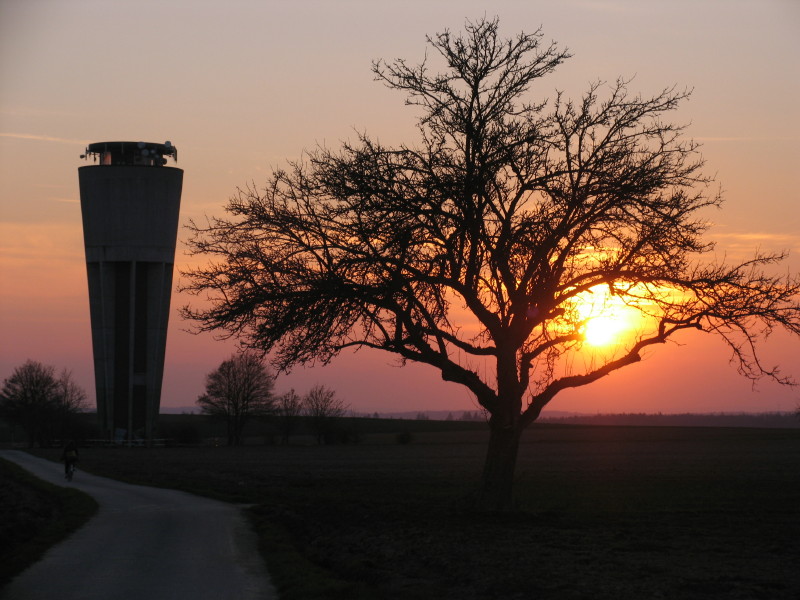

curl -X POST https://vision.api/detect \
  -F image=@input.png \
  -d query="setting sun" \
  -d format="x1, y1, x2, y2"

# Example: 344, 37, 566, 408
571, 285, 645, 347
584, 315, 626, 346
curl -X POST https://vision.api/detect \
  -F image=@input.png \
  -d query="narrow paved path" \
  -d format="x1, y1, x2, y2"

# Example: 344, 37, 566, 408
0, 450, 277, 600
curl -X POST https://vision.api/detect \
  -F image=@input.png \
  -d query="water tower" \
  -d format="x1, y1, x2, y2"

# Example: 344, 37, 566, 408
78, 141, 183, 443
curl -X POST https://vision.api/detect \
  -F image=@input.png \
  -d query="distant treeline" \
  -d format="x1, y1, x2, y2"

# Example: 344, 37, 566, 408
3, 410, 796, 447
538, 412, 799, 429
0, 412, 489, 446
352, 410, 800, 429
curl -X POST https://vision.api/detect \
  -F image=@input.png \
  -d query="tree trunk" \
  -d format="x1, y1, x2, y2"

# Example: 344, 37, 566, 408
476, 421, 522, 511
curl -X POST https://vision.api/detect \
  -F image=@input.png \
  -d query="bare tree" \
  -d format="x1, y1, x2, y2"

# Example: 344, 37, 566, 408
0, 360, 89, 447
274, 388, 303, 444
52, 369, 90, 442
303, 385, 347, 444
182, 18, 800, 508
197, 352, 275, 446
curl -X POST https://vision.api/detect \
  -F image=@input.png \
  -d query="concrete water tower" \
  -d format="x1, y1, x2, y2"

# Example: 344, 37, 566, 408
78, 141, 183, 443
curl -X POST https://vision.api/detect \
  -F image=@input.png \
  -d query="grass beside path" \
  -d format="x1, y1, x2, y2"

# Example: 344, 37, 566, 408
0, 457, 99, 587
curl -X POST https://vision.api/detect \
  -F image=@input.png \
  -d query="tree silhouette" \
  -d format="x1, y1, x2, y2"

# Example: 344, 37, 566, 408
182, 18, 800, 508
0, 360, 89, 447
197, 352, 275, 446
274, 388, 303, 444
302, 385, 347, 444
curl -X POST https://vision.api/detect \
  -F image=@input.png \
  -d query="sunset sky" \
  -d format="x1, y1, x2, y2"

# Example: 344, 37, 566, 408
1, 0, 798, 415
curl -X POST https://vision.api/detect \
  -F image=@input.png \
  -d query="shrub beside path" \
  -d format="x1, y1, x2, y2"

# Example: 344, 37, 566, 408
0, 450, 277, 600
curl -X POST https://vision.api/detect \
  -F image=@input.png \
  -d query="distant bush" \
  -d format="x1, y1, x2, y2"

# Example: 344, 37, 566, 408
396, 431, 413, 445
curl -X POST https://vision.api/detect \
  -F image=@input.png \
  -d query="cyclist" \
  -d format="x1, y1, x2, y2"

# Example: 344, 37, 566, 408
61, 440, 79, 480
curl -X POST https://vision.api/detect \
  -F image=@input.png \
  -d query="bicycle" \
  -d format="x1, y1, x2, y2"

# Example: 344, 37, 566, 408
65, 461, 76, 481
62, 441, 80, 481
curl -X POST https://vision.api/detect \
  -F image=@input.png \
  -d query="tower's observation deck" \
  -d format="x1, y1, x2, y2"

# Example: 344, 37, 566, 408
78, 141, 183, 443
81, 140, 178, 166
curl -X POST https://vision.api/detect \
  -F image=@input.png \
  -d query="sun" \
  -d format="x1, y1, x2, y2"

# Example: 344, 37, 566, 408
571, 285, 643, 347
584, 314, 627, 346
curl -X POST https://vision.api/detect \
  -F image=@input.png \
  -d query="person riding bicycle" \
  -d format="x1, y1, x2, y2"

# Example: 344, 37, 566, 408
61, 440, 79, 479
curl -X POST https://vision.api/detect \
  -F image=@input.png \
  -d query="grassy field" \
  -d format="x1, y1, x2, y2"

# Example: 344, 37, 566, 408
20, 424, 800, 599
0, 458, 98, 587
